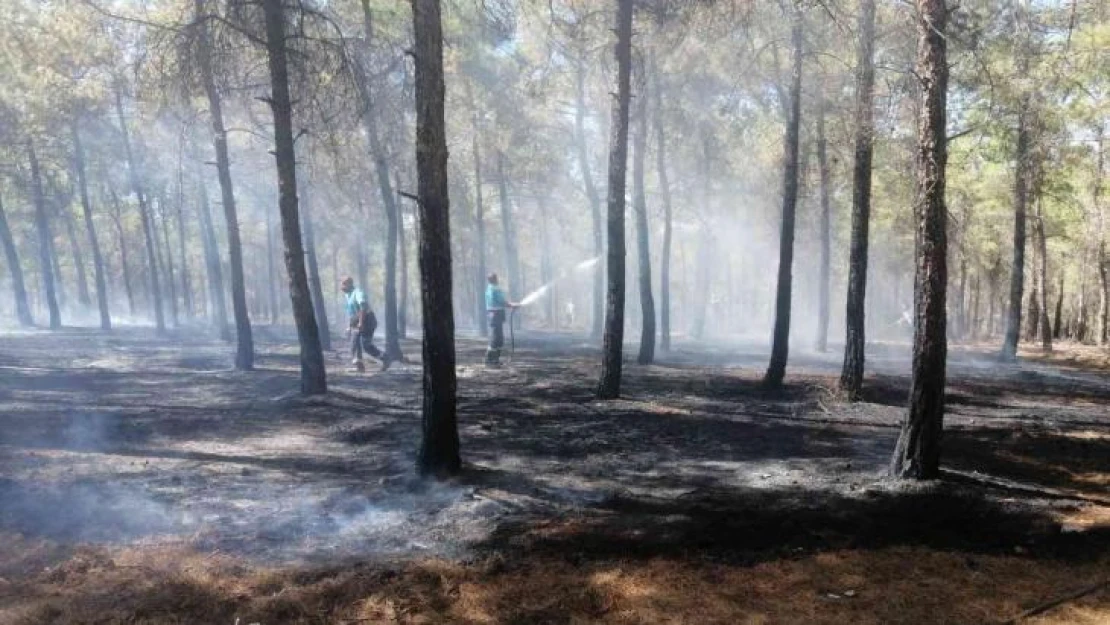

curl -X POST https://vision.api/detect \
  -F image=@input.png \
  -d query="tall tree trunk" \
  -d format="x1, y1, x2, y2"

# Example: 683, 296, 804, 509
1094, 131, 1107, 345
28, 142, 61, 329
115, 87, 165, 334
1002, 104, 1032, 359
48, 232, 66, 314
301, 188, 331, 351
355, 0, 403, 361
470, 119, 488, 336
575, 62, 605, 340
109, 188, 137, 317
840, 0, 876, 399
263, 0, 326, 394
397, 172, 410, 339
815, 100, 832, 353
197, 0, 254, 368
1034, 202, 1051, 351
62, 205, 92, 309
496, 152, 521, 303
596, 0, 633, 400
891, 0, 949, 480
956, 257, 967, 338
412, 0, 460, 477
763, 2, 804, 389
632, 62, 655, 365
1053, 274, 1064, 339
0, 194, 33, 326
691, 143, 711, 341
196, 181, 230, 340
971, 274, 981, 339
652, 53, 673, 352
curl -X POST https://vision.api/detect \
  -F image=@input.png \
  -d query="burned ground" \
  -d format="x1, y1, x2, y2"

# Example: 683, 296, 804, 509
0, 328, 1107, 624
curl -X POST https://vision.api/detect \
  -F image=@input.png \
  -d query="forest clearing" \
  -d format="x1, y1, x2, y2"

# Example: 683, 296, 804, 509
1, 0, 1108, 622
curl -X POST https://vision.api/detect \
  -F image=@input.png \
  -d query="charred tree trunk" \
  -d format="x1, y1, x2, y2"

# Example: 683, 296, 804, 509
763, 2, 804, 389
399, 185, 409, 339
632, 63, 655, 365
1095, 132, 1107, 345
596, 0, 633, 400
652, 54, 673, 352
115, 87, 165, 334
815, 100, 832, 353
301, 189, 331, 351
1034, 202, 1051, 351
28, 142, 61, 329
263, 0, 326, 394
1002, 105, 1032, 360
196, 181, 230, 340
109, 188, 137, 317
355, 0, 403, 361
840, 0, 876, 399
891, 0, 949, 480
1053, 275, 1064, 339
197, 0, 254, 367
412, 0, 460, 477
575, 62, 605, 340
0, 194, 33, 326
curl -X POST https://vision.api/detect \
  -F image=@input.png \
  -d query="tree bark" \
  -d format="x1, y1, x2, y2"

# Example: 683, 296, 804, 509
840, 0, 876, 399
155, 196, 180, 327
596, 0, 633, 400
196, 180, 230, 339
263, 0, 327, 394
28, 142, 61, 329
301, 187, 331, 351
399, 180, 409, 339
411, 0, 460, 477
1002, 103, 1032, 360
815, 100, 832, 353
1034, 201, 1051, 351
652, 53, 673, 352
575, 62, 605, 340
355, 0, 403, 361
196, 0, 253, 367
1053, 274, 1064, 339
891, 0, 949, 480
764, 2, 804, 389
0, 194, 33, 326
115, 87, 165, 334
1094, 131, 1107, 345
267, 207, 280, 324
632, 60, 655, 365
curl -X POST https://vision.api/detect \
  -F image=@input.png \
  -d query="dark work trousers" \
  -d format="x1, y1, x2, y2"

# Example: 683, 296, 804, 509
486, 309, 506, 364
350, 311, 384, 362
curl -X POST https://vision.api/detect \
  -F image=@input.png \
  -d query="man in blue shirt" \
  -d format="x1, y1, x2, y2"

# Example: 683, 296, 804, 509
341, 276, 391, 372
485, 272, 518, 366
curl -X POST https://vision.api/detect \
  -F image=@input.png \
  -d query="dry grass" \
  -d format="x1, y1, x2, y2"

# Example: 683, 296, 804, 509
2, 532, 1108, 625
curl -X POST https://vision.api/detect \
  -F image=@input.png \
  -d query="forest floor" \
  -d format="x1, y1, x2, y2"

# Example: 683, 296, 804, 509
0, 326, 1107, 624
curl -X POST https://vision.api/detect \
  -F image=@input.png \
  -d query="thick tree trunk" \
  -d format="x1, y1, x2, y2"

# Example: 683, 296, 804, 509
197, 0, 254, 367
301, 189, 331, 351
471, 123, 488, 336
1002, 105, 1032, 359
196, 181, 230, 339
412, 0, 460, 477
764, 2, 804, 389
840, 0, 876, 399
815, 101, 832, 353
28, 142, 61, 329
596, 0, 633, 400
115, 87, 165, 334
0, 194, 33, 326
1053, 275, 1064, 339
891, 0, 949, 480
575, 62, 605, 340
355, 0, 403, 361
263, 0, 326, 394
109, 188, 137, 317
632, 63, 655, 365
399, 185, 409, 339
652, 54, 673, 352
